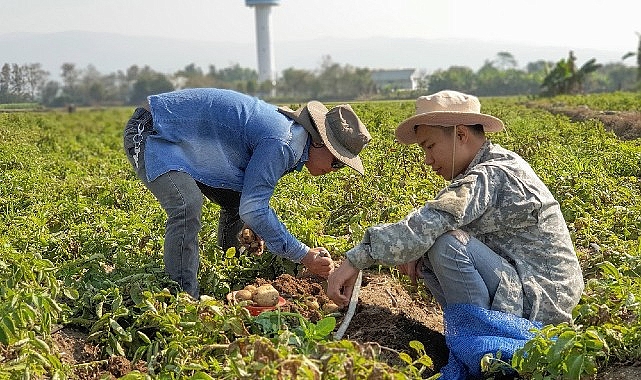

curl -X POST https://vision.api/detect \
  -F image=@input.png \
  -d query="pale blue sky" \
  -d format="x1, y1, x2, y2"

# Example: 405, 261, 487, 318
2, 0, 639, 52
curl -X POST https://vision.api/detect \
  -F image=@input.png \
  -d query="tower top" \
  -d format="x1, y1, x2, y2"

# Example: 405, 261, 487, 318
245, 0, 280, 6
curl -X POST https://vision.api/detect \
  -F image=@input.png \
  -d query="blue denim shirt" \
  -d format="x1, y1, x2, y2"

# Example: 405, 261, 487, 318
145, 88, 310, 262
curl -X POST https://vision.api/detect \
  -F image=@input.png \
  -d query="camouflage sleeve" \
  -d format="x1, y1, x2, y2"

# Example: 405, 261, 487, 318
346, 170, 495, 270
346, 206, 458, 269
427, 173, 490, 225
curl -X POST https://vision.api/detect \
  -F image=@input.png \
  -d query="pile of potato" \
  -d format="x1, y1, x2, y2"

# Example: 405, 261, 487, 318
233, 283, 280, 307
230, 281, 341, 317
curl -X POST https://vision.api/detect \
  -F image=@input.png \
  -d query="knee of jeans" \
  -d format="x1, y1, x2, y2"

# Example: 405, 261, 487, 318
166, 190, 203, 222
184, 193, 204, 218
427, 230, 469, 264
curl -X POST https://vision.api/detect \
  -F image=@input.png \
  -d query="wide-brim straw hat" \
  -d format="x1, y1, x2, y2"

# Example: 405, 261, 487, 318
395, 90, 504, 145
278, 101, 371, 175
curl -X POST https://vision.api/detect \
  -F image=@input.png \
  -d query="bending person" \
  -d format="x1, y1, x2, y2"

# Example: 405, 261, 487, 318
124, 88, 372, 298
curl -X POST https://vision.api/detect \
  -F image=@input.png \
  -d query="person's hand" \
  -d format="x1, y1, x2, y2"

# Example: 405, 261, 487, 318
327, 259, 360, 307
237, 225, 265, 255
396, 258, 423, 286
300, 247, 334, 278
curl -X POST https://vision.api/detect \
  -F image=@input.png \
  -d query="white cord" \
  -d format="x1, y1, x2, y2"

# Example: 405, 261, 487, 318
450, 125, 457, 180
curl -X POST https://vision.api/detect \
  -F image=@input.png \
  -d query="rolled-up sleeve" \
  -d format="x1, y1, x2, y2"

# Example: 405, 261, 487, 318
346, 206, 457, 269
346, 172, 492, 270
239, 139, 309, 262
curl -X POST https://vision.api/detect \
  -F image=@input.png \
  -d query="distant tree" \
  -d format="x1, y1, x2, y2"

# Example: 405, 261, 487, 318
541, 51, 602, 96
637, 32, 640, 83
475, 61, 500, 96
41, 81, 61, 106
495, 51, 518, 70
427, 66, 476, 93
622, 31, 641, 84
278, 67, 317, 99
473, 57, 540, 96
175, 63, 216, 89
81, 64, 106, 105
315, 56, 373, 101
129, 66, 173, 105
583, 63, 636, 92
10, 64, 25, 97
126, 65, 140, 83
526, 60, 553, 74
60, 63, 81, 103
23, 63, 48, 100
523, 60, 554, 90
0, 64, 10, 102
177, 63, 203, 78
102, 70, 130, 105
316, 56, 343, 100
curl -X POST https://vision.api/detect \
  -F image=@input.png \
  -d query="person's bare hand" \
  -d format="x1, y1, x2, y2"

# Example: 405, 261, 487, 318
396, 258, 423, 286
300, 247, 334, 278
327, 259, 360, 307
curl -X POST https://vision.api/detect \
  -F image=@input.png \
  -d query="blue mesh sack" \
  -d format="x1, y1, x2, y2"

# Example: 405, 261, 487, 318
439, 304, 542, 379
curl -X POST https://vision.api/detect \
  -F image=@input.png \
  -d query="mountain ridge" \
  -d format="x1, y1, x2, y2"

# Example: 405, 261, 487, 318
1, 31, 631, 79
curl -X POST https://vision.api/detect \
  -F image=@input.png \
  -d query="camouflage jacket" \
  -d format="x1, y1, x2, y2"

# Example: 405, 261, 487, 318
346, 141, 584, 324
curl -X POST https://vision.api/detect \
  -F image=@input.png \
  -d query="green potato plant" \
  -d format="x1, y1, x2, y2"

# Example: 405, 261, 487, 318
1, 94, 641, 378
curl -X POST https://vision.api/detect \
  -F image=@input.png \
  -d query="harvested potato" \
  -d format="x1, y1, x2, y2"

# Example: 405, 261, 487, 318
252, 284, 279, 307
234, 289, 253, 301
322, 302, 340, 313
243, 284, 258, 295
305, 298, 320, 310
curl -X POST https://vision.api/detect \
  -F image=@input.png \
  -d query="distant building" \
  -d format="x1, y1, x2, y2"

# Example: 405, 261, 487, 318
371, 68, 423, 90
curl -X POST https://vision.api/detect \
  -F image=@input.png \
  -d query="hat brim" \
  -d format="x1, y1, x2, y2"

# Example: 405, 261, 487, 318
307, 101, 365, 175
395, 111, 505, 144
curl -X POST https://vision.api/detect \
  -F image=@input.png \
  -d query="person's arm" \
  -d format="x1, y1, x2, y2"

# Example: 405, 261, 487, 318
347, 172, 494, 270
239, 138, 309, 262
345, 206, 456, 270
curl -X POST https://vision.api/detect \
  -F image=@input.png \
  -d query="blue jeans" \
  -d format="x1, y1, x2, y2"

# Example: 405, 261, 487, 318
123, 108, 244, 298
422, 230, 519, 312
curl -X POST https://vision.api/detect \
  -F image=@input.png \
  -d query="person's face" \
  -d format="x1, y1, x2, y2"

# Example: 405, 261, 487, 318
415, 124, 465, 180
305, 143, 345, 176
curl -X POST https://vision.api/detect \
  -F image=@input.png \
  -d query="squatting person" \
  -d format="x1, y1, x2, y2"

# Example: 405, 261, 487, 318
327, 90, 584, 326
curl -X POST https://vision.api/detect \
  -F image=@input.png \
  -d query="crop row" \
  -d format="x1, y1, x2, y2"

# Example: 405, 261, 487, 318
1, 94, 640, 378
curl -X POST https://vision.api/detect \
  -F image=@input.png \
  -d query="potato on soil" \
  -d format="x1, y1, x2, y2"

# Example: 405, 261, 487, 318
304, 297, 320, 310
322, 302, 340, 313
252, 284, 280, 307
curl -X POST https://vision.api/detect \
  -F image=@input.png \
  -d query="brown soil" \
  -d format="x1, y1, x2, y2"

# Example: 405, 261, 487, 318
50, 106, 641, 379
528, 103, 641, 140
261, 269, 449, 375
52, 267, 641, 379
51, 327, 142, 379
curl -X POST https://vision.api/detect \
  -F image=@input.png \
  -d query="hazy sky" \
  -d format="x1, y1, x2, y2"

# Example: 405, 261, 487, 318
2, 0, 640, 53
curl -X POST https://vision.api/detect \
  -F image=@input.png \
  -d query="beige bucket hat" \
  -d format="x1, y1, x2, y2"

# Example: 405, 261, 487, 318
395, 90, 504, 145
278, 101, 371, 175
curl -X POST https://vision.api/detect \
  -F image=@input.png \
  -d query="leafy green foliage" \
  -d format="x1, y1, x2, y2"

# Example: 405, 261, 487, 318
512, 323, 607, 379
1, 93, 641, 378
541, 51, 602, 96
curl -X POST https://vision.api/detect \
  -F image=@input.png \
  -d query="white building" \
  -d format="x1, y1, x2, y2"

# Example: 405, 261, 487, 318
371, 68, 424, 90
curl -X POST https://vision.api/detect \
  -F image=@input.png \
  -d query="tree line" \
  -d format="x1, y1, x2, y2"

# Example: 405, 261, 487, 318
1, 49, 639, 107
